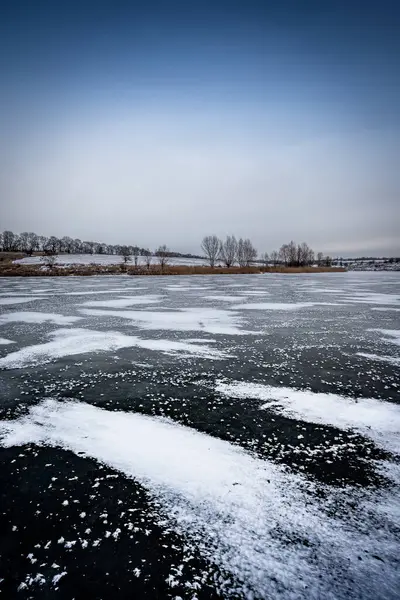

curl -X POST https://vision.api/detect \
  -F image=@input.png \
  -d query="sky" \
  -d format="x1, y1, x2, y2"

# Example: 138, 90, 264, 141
0, 0, 399, 257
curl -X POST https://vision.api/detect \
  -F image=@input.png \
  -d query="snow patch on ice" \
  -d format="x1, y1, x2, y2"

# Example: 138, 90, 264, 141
0, 399, 398, 599
65, 288, 148, 296
231, 302, 341, 311
0, 312, 82, 326
0, 328, 226, 369
0, 337, 14, 345
344, 293, 400, 306
369, 329, 400, 347
80, 295, 163, 308
79, 307, 253, 335
216, 382, 400, 453
357, 353, 400, 367
203, 295, 246, 302
0, 297, 45, 305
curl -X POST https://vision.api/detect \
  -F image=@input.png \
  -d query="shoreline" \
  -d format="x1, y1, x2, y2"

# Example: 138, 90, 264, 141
0, 264, 346, 277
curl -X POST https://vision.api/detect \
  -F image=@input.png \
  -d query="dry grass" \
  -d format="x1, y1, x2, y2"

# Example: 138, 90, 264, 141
0, 261, 346, 277
0, 252, 26, 263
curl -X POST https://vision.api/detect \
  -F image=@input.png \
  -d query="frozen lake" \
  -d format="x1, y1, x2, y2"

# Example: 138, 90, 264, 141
0, 272, 399, 599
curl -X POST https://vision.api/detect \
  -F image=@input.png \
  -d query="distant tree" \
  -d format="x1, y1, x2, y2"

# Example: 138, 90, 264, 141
270, 250, 279, 266
19, 232, 38, 255
44, 236, 59, 255
279, 244, 289, 266
298, 242, 314, 266
242, 239, 257, 266
2, 230, 14, 252
143, 249, 152, 270
324, 255, 332, 267
287, 240, 298, 266
156, 245, 170, 272
219, 235, 237, 268
120, 246, 132, 264
260, 252, 269, 266
201, 235, 221, 268
237, 238, 245, 267
61, 236, 74, 254
132, 247, 140, 267
317, 252, 324, 266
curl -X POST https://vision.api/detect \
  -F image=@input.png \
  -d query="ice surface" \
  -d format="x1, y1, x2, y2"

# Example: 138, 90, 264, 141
65, 288, 148, 295
0, 337, 14, 345
216, 382, 400, 453
79, 307, 253, 335
203, 295, 247, 302
0, 328, 226, 368
0, 312, 82, 326
357, 353, 400, 366
80, 295, 163, 308
370, 329, 400, 347
343, 293, 400, 306
0, 297, 44, 305
231, 302, 341, 310
0, 399, 398, 600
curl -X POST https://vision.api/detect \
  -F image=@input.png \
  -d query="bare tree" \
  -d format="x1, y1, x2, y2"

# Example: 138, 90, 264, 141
270, 250, 279, 266
242, 239, 257, 266
219, 235, 237, 268
279, 244, 290, 266
120, 246, 132, 264
298, 242, 314, 266
201, 235, 221, 268
19, 232, 38, 256
2, 230, 15, 252
287, 240, 297, 266
260, 252, 269, 266
156, 245, 170, 272
143, 249, 152, 270
317, 252, 324, 266
132, 247, 140, 267
61, 236, 74, 254
237, 238, 245, 267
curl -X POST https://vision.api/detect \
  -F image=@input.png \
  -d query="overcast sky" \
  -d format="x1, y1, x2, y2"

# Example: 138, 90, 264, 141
1, 0, 399, 257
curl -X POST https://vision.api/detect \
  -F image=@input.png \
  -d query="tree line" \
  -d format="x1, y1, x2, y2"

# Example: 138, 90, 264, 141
201, 235, 332, 267
0, 230, 201, 260
0, 229, 332, 268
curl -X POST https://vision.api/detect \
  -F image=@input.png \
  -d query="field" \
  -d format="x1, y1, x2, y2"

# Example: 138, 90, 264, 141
13, 253, 206, 267
0, 271, 399, 599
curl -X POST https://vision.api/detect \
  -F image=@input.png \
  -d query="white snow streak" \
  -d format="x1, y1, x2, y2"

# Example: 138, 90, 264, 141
216, 382, 400, 453
0, 328, 227, 369
0, 399, 398, 599
0, 312, 82, 326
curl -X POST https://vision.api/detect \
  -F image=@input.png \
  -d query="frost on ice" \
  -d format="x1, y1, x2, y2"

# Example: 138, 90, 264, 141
0, 399, 399, 600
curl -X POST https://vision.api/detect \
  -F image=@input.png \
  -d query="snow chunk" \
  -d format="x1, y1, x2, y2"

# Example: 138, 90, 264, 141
0, 337, 14, 345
